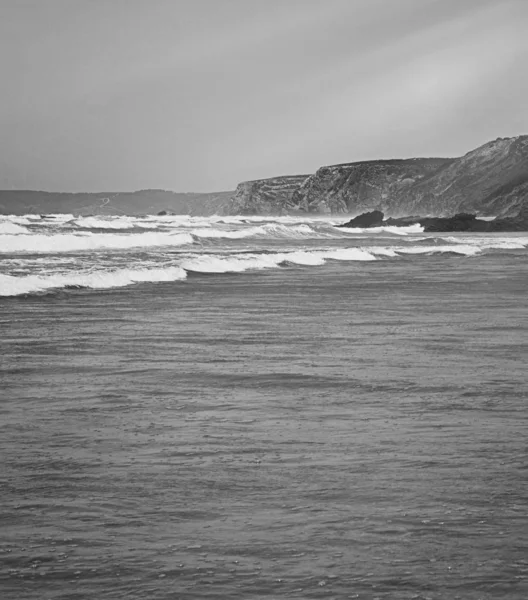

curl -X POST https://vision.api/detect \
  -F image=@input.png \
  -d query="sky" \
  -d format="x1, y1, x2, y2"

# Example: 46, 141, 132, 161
0, 0, 527, 192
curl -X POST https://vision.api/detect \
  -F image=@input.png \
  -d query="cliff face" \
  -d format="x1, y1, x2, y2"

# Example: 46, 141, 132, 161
227, 175, 310, 215
0, 189, 233, 216
291, 158, 452, 214
393, 136, 528, 217
226, 136, 528, 217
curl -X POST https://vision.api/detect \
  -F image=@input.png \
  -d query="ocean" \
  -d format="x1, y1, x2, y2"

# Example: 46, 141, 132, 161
1, 213, 527, 599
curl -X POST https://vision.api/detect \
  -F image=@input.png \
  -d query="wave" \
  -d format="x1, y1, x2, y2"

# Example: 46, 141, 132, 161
180, 248, 377, 273
0, 231, 194, 253
73, 217, 136, 230
440, 236, 528, 250
369, 247, 399, 257
190, 223, 327, 240
40, 214, 75, 222
0, 222, 30, 234
336, 224, 424, 235
318, 248, 377, 261
0, 266, 187, 296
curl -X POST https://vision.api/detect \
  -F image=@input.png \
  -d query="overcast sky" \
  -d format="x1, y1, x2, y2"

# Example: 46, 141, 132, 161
0, 0, 526, 192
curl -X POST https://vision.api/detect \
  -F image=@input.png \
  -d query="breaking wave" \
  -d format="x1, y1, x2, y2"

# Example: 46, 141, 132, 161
0, 222, 30, 235
0, 231, 194, 253
73, 217, 137, 230
0, 266, 187, 296
1, 213, 527, 298
190, 223, 324, 240
440, 236, 528, 250
180, 248, 377, 273
336, 224, 424, 235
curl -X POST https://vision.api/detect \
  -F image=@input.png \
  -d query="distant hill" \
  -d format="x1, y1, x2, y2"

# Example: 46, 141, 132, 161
225, 136, 528, 218
0, 189, 233, 216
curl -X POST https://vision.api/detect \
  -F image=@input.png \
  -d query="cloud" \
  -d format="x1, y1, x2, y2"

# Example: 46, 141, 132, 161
0, 0, 526, 191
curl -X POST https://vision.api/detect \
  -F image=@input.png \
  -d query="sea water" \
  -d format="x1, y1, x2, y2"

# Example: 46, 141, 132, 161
0, 214, 527, 599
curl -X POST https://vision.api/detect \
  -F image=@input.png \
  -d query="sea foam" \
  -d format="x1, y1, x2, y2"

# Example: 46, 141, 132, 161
190, 223, 322, 240
0, 231, 194, 253
0, 222, 30, 235
179, 248, 377, 273
336, 224, 424, 235
0, 266, 187, 296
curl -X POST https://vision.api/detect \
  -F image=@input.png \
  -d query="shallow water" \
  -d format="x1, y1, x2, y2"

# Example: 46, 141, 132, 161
1, 216, 528, 599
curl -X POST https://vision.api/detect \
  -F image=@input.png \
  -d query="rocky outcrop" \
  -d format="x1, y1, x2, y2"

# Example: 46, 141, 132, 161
340, 208, 528, 232
227, 175, 310, 215
337, 210, 384, 228
226, 135, 528, 217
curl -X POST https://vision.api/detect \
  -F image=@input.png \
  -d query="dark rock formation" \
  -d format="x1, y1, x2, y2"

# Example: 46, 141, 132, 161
420, 213, 490, 232
225, 135, 528, 218
335, 210, 384, 228
339, 208, 528, 232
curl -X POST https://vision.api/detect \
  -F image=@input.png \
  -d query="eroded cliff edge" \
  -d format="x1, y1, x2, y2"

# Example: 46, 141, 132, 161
226, 135, 528, 217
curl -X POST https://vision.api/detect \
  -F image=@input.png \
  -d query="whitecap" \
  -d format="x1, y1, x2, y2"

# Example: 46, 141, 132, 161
179, 247, 377, 273
73, 217, 136, 230
0, 231, 194, 253
0, 222, 30, 235
0, 266, 187, 296
336, 224, 424, 235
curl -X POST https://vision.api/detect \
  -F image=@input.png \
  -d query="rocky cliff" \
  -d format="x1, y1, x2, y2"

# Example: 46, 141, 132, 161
226, 136, 528, 217
227, 175, 310, 215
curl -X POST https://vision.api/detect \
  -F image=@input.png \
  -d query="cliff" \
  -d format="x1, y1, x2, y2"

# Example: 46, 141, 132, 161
392, 136, 528, 217
0, 189, 233, 216
225, 135, 528, 217
291, 157, 453, 214
227, 175, 310, 215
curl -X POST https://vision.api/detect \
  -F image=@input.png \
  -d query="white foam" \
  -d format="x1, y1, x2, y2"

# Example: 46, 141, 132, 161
321, 248, 377, 261
0, 231, 194, 254
179, 247, 376, 273
0, 266, 187, 296
180, 254, 281, 272
441, 236, 528, 250
337, 224, 424, 235
190, 227, 258, 239
281, 251, 326, 265
73, 217, 135, 230
0, 222, 30, 234
190, 223, 323, 240
369, 247, 399, 257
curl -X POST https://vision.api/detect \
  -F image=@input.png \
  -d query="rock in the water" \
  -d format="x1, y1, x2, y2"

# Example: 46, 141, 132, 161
338, 209, 528, 232
337, 210, 385, 228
